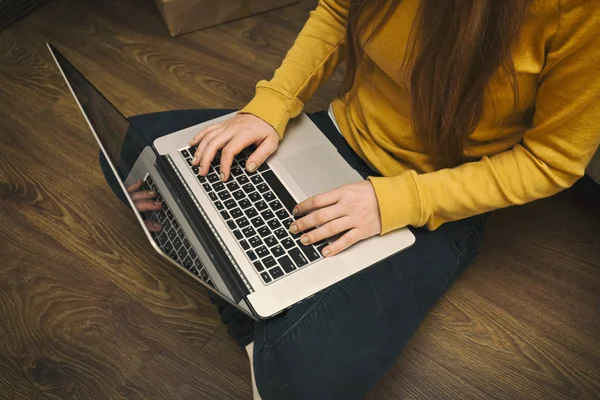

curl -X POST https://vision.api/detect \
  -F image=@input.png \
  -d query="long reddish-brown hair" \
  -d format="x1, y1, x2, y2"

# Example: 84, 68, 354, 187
341, 0, 532, 167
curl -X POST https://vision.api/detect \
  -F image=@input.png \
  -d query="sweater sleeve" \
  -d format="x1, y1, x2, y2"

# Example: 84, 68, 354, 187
369, 0, 600, 234
239, 0, 348, 137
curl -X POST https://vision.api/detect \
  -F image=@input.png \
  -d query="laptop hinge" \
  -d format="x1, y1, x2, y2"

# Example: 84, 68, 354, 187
155, 154, 253, 300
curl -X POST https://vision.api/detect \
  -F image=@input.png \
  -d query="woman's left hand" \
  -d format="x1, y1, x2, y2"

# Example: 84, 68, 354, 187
290, 180, 382, 257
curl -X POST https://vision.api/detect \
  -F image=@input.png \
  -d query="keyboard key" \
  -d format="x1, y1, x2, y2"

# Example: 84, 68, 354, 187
213, 181, 225, 192
263, 191, 276, 202
271, 245, 285, 258
251, 175, 264, 185
262, 170, 297, 213
218, 191, 231, 200
282, 218, 294, 229
240, 240, 250, 250
177, 246, 187, 260
281, 237, 295, 249
260, 271, 272, 283
233, 229, 243, 240
274, 228, 287, 240
166, 209, 174, 219
207, 173, 220, 183
257, 226, 270, 237
249, 192, 261, 202
157, 231, 168, 245
255, 246, 269, 258
181, 149, 190, 158
197, 175, 206, 183
189, 146, 197, 155
226, 181, 240, 191
214, 201, 224, 210
230, 208, 243, 219
236, 217, 250, 228
231, 165, 243, 176
246, 250, 257, 261
256, 201, 268, 211
183, 238, 190, 249
220, 211, 230, 220
167, 228, 177, 241
317, 243, 328, 255
269, 200, 283, 211
200, 268, 209, 281
264, 235, 277, 247
245, 208, 258, 218
251, 216, 265, 228
189, 248, 197, 260
267, 219, 282, 230
242, 226, 257, 238
186, 158, 193, 166
192, 165, 199, 174
202, 183, 211, 192
263, 256, 276, 268
227, 220, 236, 230
278, 255, 296, 273
242, 183, 255, 194
258, 163, 270, 173
289, 248, 309, 267
238, 198, 252, 209
237, 175, 250, 185
256, 183, 269, 193
269, 267, 284, 280
224, 199, 236, 209
249, 236, 263, 248
182, 256, 193, 270
232, 190, 245, 201
253, 261, 265, 272
163, 241, 173, 254
261, 209, 275, 221
298, 242, 321, 262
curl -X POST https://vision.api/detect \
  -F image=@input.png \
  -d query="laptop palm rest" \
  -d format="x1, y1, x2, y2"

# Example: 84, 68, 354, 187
280, 145, 360, 198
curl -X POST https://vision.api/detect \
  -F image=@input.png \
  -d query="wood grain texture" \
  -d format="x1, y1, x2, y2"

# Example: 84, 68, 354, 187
0, 0, 598, 398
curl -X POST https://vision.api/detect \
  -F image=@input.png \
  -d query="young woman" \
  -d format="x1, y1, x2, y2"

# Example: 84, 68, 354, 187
106, 0, 600, 398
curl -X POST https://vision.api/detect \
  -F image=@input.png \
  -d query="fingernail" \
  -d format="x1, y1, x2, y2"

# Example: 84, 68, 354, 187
198, 166, 203, 175
301, 236, 309, 244
289, 224, 298, 234
292, 208, 299, 216
247, 162, 257, 173
146, 190, 155, 195
323, 249, 331, 257
192, 156, 198, 164
189, 140, 194, 145
153, 222, 162, 228
154, 201, 162, 206
220, 172, 225, 181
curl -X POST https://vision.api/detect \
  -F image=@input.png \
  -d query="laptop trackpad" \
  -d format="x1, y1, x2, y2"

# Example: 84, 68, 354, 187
280, 145, 359, 198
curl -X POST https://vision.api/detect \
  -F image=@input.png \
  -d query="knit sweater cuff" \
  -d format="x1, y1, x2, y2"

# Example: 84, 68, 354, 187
239, 82, 304, 139
368, 171, 423, 234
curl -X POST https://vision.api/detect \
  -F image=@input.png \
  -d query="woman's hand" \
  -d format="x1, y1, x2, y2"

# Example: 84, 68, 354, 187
126, 181, 163, 232
290, 180, 382, 257
189, 113, 279, 181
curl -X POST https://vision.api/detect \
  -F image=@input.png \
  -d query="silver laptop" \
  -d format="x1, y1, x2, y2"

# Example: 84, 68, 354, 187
49, 43, 415, 319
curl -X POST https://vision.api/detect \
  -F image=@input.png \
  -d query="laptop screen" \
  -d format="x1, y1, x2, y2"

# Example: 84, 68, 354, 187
50, 45, 149, 180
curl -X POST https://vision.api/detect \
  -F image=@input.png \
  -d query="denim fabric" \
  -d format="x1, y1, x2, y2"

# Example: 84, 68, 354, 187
99, 109, 487, 400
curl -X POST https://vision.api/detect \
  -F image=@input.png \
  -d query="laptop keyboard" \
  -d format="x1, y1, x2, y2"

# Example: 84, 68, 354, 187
180, 146, 327, 285
140, 175, 214, 288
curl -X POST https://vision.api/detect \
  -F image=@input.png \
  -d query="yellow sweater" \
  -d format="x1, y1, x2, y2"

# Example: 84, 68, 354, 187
241, 0, 600, 234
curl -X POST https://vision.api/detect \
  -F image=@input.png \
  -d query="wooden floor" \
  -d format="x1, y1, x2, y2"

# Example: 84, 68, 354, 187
0, 0, 599, 398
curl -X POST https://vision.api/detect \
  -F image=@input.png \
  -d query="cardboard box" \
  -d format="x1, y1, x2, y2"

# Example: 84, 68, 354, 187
156, 0, 299, 36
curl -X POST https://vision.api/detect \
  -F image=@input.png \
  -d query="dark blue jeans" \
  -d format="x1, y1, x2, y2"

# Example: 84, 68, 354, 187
100, 109, 488, 400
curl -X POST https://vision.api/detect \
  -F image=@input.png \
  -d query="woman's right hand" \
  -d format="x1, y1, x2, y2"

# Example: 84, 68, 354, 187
188, 113, 280, 181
